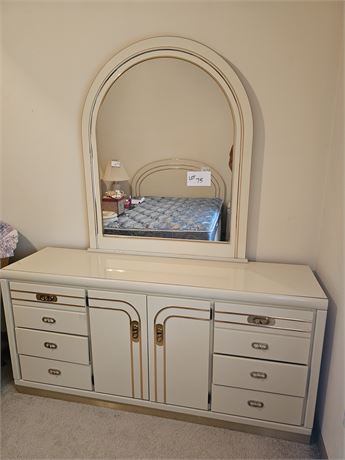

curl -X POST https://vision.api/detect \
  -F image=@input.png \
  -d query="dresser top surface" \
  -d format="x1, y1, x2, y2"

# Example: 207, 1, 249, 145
1, 247, 326, 300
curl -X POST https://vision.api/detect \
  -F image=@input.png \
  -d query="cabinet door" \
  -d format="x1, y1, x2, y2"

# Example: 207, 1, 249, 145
148, 296, 211, 410
89, 292, 148, 399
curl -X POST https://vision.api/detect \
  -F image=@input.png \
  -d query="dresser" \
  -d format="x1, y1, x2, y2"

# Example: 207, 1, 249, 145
0, 247, 327, 442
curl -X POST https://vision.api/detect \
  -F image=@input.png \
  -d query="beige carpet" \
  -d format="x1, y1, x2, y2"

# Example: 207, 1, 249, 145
1, 364, 320, 459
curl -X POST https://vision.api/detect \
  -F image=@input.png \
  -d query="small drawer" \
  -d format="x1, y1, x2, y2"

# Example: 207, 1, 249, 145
16, 328, 90, 364
13, 305, 88, 336
212, 385, 304, 425
19, 355, 92, 390
10, 282, 85, 307
214, 328, 310, 364
213, 354, 308, 397
215, 302, 313, 333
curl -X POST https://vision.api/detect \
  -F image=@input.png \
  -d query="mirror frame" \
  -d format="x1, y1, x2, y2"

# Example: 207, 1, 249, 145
82, 36, 253, 261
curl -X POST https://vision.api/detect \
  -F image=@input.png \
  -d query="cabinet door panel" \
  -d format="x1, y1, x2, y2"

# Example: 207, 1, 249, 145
148, 296, 211, 410
89, 294, 148, 399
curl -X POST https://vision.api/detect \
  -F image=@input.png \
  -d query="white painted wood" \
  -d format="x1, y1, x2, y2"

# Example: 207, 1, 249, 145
15, 379, 313, 436
0, 248, 327, 306
11, 291, 85, 307
10, 282, 85, 299
215, 308, 313, 335
88, 290, 146, 305
218, 322, 311, 338
0, 280, 21, 380
215, 302, 314, 322
89, 308, 132, 397
11, 299, 84, 313
89, 294, 149, 400
13, 305, 88, 336
213, 354, 308, 397
214, 328, 311, 364
0, 248, 328, 438
215, 312, 312, 333
19, 355, 92, 390
148, 296, 211, 410
165, 316, 210, 410
147, 296, 210, 312
212, 385, 304, 425
304, 310, 327, 428
82, 36, 253, 260
16, 328, 90, 364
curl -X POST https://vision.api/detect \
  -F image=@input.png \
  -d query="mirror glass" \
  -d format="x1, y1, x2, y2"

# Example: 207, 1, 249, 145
96, 57, 234, 242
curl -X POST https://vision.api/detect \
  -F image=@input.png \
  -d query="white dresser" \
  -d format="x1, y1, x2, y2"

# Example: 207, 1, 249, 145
0, 247, 327, 442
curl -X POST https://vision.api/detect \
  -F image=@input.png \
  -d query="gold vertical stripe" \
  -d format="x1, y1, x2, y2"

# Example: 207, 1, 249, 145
139, 327, 144, 399
129, 328, 135, 398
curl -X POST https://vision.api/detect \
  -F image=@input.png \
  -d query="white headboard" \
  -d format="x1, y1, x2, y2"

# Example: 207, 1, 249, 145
131, 158, 227, 202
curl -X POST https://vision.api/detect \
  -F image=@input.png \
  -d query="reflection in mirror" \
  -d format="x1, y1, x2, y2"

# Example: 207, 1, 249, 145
96, 57, 234, 242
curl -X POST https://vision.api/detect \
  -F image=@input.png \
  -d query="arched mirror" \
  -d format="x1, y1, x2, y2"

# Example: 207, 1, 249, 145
82, 37, 253, 261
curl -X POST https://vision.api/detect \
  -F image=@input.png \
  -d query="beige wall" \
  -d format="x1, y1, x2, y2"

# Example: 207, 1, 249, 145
314, 13, 344, 458
1, 1, 341, 263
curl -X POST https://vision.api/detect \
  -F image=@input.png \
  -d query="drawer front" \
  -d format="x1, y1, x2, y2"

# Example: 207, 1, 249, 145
213, 354, 308, 397
215, 303, 313, 333
20, 355, 92, 390
10, 282, 85, 307
16, 328, 90, 364
212, 385, 304, 425
214, 328, 310, 364
13, 305, 88, 336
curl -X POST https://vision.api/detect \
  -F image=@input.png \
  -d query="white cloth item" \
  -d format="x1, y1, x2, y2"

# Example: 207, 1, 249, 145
0, 222, 19, 258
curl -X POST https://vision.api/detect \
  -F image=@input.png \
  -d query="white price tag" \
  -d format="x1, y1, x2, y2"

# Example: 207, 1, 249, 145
187, 171, 211, 187
111, 160, 121, 168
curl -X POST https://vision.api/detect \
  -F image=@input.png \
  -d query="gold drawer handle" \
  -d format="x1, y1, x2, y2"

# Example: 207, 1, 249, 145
42, 316, 56, 324
130, 321, 140, 343
248, 400, 264, 408
48, 368, 61, 376
250, 371, 268, 379
251, 342, 269, 350
36, 293, 58, 303
247, 315, 275, 326
44, 341, 57, 349
155, 324, 164, 346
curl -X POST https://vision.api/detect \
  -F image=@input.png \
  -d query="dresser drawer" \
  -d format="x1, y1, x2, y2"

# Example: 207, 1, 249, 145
19, 355, 92, 390
212, 385, 304, 425
213, 354, 308, 397
215, 302, 313, 333
13, 305, 88, 336
214, 328, 310, 364
10, 282, 85, 307
16, 328, 90, 364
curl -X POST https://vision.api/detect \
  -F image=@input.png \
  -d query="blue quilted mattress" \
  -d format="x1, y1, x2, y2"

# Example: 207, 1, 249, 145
103, 196, 223, 240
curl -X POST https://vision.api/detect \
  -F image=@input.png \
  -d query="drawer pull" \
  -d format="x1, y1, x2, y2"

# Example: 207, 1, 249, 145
155, 324, 164, 346
48, 368, 61, 376
251, 342, 269, 350
36, 293, 58, 303
248, 400, 264, 408
130, 320, 140, 343
44, 341, 58, 349
42, 316, 56, 324
250, 371, 268, 379
248, 315, 275, 326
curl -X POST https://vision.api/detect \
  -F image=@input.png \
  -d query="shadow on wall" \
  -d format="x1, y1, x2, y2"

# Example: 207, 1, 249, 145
13, 233, 37, 262
228, 61, 266, 261
313, 278, 339, 433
